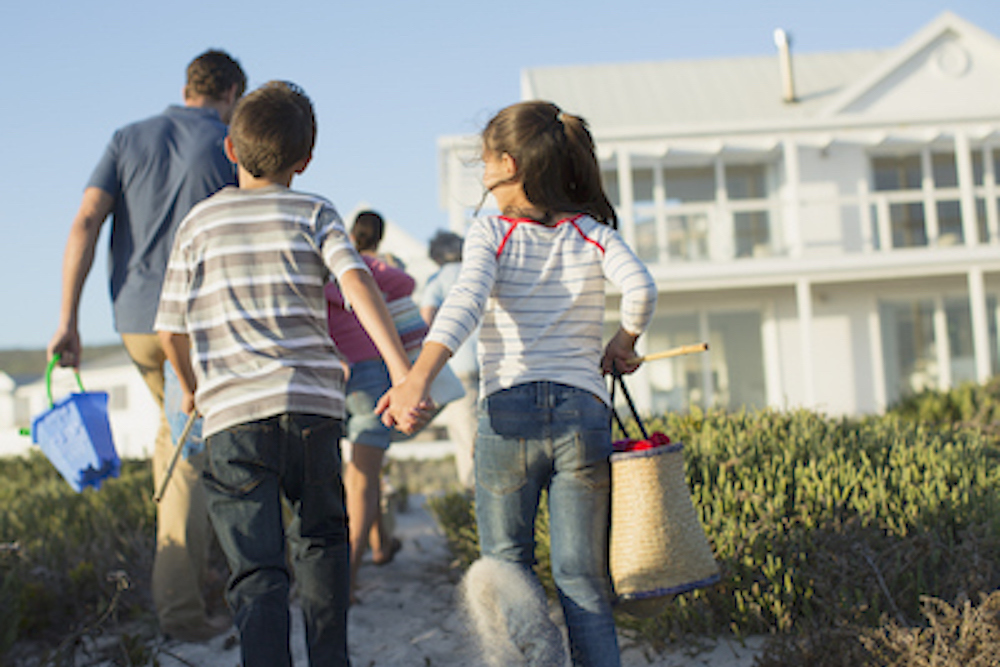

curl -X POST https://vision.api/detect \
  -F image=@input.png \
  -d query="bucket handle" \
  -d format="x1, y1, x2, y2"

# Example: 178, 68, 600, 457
18, 355, 88, 438
46, 353, 86, 408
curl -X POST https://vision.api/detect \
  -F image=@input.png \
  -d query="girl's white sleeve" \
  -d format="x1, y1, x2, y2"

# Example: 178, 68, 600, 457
424, 220, 499, 353
601, 228, 657, 335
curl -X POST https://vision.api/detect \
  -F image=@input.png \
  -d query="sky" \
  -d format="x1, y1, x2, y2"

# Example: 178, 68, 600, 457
1, 0, 997, 351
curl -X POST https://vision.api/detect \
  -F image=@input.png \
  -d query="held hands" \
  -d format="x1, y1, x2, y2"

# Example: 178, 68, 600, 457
601, 327, 642, 376
376, 376, 436, 435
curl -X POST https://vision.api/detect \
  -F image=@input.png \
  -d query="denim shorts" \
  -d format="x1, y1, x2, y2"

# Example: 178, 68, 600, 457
344, 359, 393, 449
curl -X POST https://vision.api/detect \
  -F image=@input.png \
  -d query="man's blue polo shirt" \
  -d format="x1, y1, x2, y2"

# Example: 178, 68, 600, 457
87, 105, 236, 334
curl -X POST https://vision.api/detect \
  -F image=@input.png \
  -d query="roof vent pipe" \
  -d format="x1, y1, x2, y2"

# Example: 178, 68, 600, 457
773, 28, 797, 104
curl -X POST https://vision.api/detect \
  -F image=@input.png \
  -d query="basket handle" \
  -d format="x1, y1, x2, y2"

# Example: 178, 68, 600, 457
609, 372, 649, 441
46, 353, 86, 408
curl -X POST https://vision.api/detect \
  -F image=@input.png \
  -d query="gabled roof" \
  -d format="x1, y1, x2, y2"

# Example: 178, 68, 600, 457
820, 11, 1000, 116
520, 11, 1000, 137
522, 50, 884, 131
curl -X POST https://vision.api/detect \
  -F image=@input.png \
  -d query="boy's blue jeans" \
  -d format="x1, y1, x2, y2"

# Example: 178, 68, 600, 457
203, 413, 350, 667
475, 381, 620, 667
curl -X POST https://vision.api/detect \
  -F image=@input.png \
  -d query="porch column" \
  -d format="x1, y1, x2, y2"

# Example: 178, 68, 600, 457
932, 295, 952, 389
968, 266, 992, 382
795, 278, 816, 407
868, 296, 887, 412
921, 147, 940, 245
984, 144, 1000, 244
782, 138, 803, 257
617, 150, 636, 248
954, 131, 979, 246
698, 310, 714, 408
713, 156, 733, 260
761, 300, 784, 408
652, 162, 669, 263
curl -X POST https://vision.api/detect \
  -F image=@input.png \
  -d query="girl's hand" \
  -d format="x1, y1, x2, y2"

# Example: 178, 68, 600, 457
601, 327, 642, 375
376, 377, 435, 434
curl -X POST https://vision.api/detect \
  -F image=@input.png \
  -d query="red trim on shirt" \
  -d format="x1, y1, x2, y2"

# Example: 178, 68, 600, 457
495, 219, 521, 258
496, 214, 603, 258
568, 217, 605, 254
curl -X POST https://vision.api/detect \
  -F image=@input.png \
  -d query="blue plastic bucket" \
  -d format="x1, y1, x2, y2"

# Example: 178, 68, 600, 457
30, 355, 120, 492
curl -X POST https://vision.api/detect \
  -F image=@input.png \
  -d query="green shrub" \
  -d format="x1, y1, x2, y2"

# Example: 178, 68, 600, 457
428, 385, 1000, 658
0, 452, 156, 657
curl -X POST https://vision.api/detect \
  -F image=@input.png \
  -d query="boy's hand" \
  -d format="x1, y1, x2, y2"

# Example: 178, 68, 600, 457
181, 390, 197, 417
376, 378, 435, 434
601, 327, 642, 376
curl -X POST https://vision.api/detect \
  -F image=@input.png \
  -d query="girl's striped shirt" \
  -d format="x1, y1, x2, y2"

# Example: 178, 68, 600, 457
425, 214, 657, 404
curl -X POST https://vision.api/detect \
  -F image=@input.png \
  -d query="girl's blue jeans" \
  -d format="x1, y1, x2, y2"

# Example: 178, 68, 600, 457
475, 381, 620, 667
203, 413, 350, 667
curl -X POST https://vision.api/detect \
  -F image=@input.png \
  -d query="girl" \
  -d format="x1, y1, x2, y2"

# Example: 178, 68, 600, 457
326, 210, 422, 602
379, 100, 656, 666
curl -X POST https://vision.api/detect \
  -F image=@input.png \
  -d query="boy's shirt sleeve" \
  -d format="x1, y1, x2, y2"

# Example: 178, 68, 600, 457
154, 218, 193, 334
315, 203, 368, 280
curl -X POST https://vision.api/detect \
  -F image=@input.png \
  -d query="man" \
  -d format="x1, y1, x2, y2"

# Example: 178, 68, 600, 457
48, 50, 246, 643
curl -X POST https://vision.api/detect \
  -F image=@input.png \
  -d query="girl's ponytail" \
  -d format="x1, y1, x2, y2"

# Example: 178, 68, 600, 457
482, 101, 617, 228
559, 113, 617, 227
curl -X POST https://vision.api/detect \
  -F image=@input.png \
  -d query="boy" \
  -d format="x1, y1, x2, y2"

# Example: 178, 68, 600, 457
155, 81, 420, 667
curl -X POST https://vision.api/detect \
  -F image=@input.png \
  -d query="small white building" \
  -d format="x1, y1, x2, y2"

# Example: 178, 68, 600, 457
0, 350, 159, 459
437, 11, 1000, 417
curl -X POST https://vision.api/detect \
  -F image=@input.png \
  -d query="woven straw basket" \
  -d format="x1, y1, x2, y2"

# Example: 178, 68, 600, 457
609, 442, 720, 617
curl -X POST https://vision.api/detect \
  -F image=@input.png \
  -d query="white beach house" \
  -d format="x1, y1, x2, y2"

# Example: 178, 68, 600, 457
437, 11, 1000, 417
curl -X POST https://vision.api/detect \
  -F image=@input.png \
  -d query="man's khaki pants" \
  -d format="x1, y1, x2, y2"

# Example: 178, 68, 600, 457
121, 333, 212, 633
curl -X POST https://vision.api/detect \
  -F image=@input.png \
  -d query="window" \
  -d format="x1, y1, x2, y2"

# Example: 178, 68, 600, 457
663, 167, 715, 202
881, 300, 937, 404
873, 156, 922, 191
639, 309, 766, 412
945, 298, 976, 384
726, 165, 767, 200
734, 212, 771, 258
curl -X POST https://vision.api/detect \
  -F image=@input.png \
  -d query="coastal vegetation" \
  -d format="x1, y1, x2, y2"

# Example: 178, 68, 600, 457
2, 377, 999, 665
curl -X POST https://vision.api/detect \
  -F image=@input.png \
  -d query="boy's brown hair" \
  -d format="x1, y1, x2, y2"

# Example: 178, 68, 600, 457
185, 49, 246, 101
229, 81, 316, 179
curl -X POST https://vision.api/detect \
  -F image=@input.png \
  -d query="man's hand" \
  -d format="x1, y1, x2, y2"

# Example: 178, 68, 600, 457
48, 326, 82, 369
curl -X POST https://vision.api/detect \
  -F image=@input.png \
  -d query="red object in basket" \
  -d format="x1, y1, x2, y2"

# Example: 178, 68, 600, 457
613, 432, 671, 453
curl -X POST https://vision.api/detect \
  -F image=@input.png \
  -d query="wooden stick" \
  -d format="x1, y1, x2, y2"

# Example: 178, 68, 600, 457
626, 342, 709, 365
154, 410, 199, 504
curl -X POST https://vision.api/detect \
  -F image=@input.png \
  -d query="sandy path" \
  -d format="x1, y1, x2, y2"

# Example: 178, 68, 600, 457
150, 495, 763, 666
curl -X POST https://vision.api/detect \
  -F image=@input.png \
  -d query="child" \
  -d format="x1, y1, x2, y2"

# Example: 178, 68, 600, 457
325, 210, 425, 603
379, 100, 658, 666
155, 81, 421, 667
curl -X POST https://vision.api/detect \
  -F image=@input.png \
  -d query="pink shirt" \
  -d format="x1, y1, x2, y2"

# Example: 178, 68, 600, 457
325, 255, 426, 364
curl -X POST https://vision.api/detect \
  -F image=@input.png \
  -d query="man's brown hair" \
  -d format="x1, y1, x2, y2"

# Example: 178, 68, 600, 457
185, 49, 247, 101
228, 81, 316, 179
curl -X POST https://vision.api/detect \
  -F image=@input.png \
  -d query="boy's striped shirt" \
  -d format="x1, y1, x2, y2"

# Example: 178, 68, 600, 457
155, 185, 367, 437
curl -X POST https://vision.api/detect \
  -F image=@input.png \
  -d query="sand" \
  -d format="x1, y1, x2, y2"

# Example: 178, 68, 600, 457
141, 495, 764, 666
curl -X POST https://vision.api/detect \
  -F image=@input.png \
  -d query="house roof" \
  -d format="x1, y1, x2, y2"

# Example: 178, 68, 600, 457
520, 11, 1000, 139
522, 49, 885, 130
